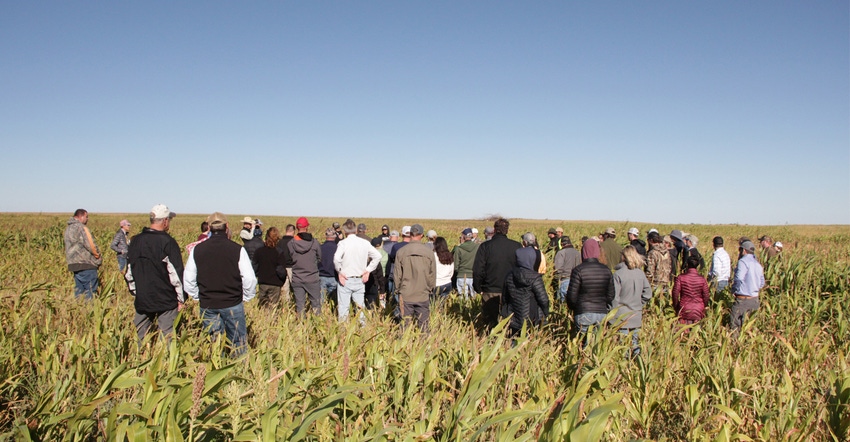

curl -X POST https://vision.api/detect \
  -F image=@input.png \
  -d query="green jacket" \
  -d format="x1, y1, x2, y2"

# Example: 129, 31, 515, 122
453, 240, 479, 278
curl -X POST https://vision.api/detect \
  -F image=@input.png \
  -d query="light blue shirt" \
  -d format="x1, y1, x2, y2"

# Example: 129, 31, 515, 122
731, 254, 764, 297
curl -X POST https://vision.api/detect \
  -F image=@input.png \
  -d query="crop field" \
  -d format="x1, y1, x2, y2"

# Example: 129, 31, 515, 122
0, 213, 848, 441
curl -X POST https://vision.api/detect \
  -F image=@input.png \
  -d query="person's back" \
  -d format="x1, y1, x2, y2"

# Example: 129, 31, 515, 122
319, 239, 338, 279
453, 239, 479, 278
394, 242, 436, 304
192, 233, 245, 309
611, 264, 651, 329
127, 227, 184, 314
242, 235, 263, 267
472, 233, 521, 293
567, 258, 614, 315
645, 242, 671, 287
254, 245, 285, 287
672, 258, 710, 323
504, 265, 549, 332
553, 247, 581, 280
288, 232, 321, 285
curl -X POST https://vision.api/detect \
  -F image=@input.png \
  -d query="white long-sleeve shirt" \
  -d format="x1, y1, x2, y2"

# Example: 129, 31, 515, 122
184, 247, 257, 302
333, 235, 382, 277
709, 247, 731, 282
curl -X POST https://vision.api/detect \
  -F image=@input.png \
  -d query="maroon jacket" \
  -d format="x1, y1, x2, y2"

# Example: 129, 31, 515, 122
672, 269, 710, 322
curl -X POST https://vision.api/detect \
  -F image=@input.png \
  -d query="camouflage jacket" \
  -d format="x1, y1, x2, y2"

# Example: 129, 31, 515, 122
64, 217, 102, 272
645, 243, 671, 287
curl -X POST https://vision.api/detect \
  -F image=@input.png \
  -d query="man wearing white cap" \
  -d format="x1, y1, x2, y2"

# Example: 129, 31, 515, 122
125, 204, 184, 344
110, 219, 132, 273
627, 227, 646, 257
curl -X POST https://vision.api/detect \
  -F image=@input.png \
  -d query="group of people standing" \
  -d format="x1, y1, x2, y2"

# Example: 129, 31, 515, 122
63, 208, 773, 357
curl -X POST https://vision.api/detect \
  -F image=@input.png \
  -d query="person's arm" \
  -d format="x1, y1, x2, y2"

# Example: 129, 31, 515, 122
427, 254, 436, 292
333, 241, 346, 285
82, 226, 100, 259
566, 267, 581, 310
275, 248, 287, 282
645, 254, 656, 283
640, 275, 652, 305
165, 239, 185, 303
472, 245, 486, 293
392, 253, 402, 294
364, 244, 382, 282
701, 278, 710, 307
238, 248, 257, 302
612, 272, 622, 309
709, 251, 719, 280
606, 274, 615, 308
672, 276, 682, 311
731, 259, 747, 294
553, 250, 566, 278
183, 250, 199, 301
532, 274, 550, 318
110, 230, 122, 253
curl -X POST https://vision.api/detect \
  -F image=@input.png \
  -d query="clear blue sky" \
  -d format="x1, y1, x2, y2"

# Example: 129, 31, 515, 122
2, 2, 847, 225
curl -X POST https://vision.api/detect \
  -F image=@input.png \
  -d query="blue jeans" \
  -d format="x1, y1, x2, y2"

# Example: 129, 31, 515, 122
434, 283, 452, 298
73, 269, 98, 300
320, 276, 338, 303
117, 255, 128, 272
337, 277, 365, 324
619, 328, 640, 359
456, 277, 475, 299
574, 312, 607, 334
557, 278, 570, 302
201, 303, 248, 357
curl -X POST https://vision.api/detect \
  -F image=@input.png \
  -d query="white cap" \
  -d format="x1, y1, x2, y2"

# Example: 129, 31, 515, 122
401, 225, 412, 236
150, 204, 175, 219
471, 228, 479, 234
648, 228, 658, 234
628, 227, 640, 236
775, 241, 783, 249
427, 229, 437, 239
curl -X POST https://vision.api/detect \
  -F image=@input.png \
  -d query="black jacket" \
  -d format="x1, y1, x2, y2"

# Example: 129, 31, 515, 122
503, 267, 550, 331
630, 239, 647, 257
566, 258, 614, 315
276, 236, 294, 268
473, 234, 522, 294
242, 236, 263, 270
254, 245, 286, 286
126, 227, 184, 314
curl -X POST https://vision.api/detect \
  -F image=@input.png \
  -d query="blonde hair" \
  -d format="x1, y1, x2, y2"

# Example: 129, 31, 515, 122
621, 245, 645, 270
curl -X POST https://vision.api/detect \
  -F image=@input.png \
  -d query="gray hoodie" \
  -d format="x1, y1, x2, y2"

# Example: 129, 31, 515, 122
287, 232, 321, 285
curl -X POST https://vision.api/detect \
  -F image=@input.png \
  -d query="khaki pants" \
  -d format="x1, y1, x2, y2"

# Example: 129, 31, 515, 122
279, 268, 293, 304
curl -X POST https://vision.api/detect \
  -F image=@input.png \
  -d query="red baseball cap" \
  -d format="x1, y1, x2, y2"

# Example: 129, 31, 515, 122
296, 217, 309, 228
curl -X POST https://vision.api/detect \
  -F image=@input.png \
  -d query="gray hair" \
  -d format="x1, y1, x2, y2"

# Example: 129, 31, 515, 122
686, 234, 699, 247
342, 219, 357, 235
521, 232, 536, 246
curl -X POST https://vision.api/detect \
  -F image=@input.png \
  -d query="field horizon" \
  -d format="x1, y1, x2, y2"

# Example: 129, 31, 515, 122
1, 213, 847, 440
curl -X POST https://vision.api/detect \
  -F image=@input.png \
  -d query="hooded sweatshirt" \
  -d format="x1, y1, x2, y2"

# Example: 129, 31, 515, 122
287, 232, 321, 285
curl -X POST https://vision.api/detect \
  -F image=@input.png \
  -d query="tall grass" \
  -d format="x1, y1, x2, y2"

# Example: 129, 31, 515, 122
0, 214, 847, 440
